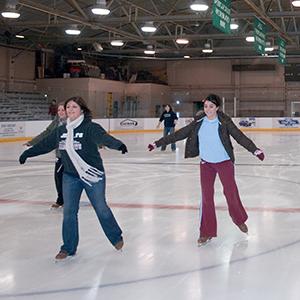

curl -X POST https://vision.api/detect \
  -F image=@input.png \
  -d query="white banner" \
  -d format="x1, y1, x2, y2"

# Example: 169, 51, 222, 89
2, 117, 300, 141
111, 118, 144, 130
0, 122, 25, 138
273, 117, 300, 128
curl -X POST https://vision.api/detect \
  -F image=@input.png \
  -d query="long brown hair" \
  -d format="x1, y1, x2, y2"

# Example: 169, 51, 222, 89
64, 96, 92, 119
164, 104, 173, 111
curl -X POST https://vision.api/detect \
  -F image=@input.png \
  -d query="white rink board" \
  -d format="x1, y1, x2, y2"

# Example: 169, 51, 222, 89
1, 117, 300, 139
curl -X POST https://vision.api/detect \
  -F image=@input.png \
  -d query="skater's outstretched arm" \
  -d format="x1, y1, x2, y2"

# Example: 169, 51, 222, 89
19, 128, 59, 164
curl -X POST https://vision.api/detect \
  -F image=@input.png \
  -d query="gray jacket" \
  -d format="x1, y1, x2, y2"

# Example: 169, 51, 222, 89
155, 111, 259, 162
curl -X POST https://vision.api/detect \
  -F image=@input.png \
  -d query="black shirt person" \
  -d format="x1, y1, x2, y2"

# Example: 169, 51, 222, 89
156, 104, 178, 151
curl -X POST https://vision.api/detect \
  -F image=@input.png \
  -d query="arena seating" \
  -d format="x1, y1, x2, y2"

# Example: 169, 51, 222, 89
0, 91, 49, 121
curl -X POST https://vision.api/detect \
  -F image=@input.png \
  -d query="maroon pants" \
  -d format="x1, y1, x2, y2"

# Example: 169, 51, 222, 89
199, 160, 248, 237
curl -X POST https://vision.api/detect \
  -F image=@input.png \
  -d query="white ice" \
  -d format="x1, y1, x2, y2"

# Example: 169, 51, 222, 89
0, 131, 300, 300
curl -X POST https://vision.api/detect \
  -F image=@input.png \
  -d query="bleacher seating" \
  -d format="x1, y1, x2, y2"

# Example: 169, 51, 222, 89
0, 91, 49, 121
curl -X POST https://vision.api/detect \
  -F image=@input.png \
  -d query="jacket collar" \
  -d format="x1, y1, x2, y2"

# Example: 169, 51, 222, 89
195, 111, 227, 124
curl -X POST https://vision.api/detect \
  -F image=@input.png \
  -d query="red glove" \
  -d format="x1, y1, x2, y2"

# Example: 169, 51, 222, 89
254, 149, 265, 161
148, 143, 156, 151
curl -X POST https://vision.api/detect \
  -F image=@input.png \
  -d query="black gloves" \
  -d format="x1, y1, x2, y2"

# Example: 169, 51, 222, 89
19, 153, 28, 164
118, 144, 128, 154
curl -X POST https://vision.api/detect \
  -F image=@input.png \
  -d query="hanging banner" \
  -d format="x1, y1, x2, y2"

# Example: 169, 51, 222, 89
212, 0, 231, 34
254, 17, 266, 55
277, 37, 286, 65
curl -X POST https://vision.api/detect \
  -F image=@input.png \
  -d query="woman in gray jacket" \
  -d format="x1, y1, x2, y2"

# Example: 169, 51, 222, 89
148, 94, 264, 246
25, 103, 66, 208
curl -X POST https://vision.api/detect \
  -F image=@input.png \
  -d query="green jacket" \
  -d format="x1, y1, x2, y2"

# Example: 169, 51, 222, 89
155, 111, 259, 162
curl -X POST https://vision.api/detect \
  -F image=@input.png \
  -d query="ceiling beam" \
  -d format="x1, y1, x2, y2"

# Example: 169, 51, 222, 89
64, 0, 89, 20
276, 0, 286, 33
8, 10, 300, 28
243, 0, 294, 44
89, 43, 300, 54
23, 31, 292, 44
18, 0, 141, 41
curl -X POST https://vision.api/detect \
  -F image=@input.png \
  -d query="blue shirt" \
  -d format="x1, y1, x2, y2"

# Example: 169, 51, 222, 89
198, 116, 230, 163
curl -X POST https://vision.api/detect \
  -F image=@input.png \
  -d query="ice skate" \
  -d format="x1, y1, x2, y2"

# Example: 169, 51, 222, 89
237, 223, 248, 234
55, 250, 69, 261
114, 238, 124, 251
51, 203, 63, 209
197, 236, 212, 247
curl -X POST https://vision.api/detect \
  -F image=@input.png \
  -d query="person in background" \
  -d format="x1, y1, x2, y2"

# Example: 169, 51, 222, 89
156, 104, 178, 151
24, 103, 67, 208
148, 94, 265, 246
48, 99, 58, 120
19, 96, 127, 260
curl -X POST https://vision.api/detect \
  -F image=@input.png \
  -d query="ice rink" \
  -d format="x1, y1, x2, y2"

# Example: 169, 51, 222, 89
0, 131, 300, 300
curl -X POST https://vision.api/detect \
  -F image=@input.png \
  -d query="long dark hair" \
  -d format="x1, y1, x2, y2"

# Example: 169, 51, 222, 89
164, 104, 173, 112
64, 96, 92, 119
205, 94, 221, 108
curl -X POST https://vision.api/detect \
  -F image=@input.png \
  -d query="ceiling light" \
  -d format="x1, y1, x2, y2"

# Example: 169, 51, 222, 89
141, 21, 157, 33
144, 45, 156, 55
265, 41, 274, 52
175, 25, 189, 45
230, 23, 239, 30
144, 50, 155, 54
184, 55, 190, 58
202, 49, 213, 53
110, 40, 124, 46
292, 1, 300, 7
176, 38, 189, 45
230, 19, 239, 30
190, 0, 209, 11
77, 47, 82, 51
246, 36, 255, 42
246, 32, 254, 42
65, 29, 81, 35
1, 1, 20, 18
265, 47, 274, 52
65, 25, 81, 35
1, 10, 20, 18
202, 42, 213, 53
15, 34, 24, 38
91, 0, 110, 15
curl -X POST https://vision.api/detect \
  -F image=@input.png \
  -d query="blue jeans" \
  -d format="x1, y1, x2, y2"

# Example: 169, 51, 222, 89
161, 127, 176, 151
61, 173, 122, 255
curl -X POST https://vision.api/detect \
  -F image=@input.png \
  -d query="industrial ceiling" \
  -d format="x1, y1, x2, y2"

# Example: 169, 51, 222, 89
1, 0, 300, 59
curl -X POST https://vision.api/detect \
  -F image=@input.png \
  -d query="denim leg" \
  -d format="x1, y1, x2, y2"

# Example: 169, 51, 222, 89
169, 127, 176, 151
84, 175, 123, 246
161, 127, 168, 151
61, 173, 83, 255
